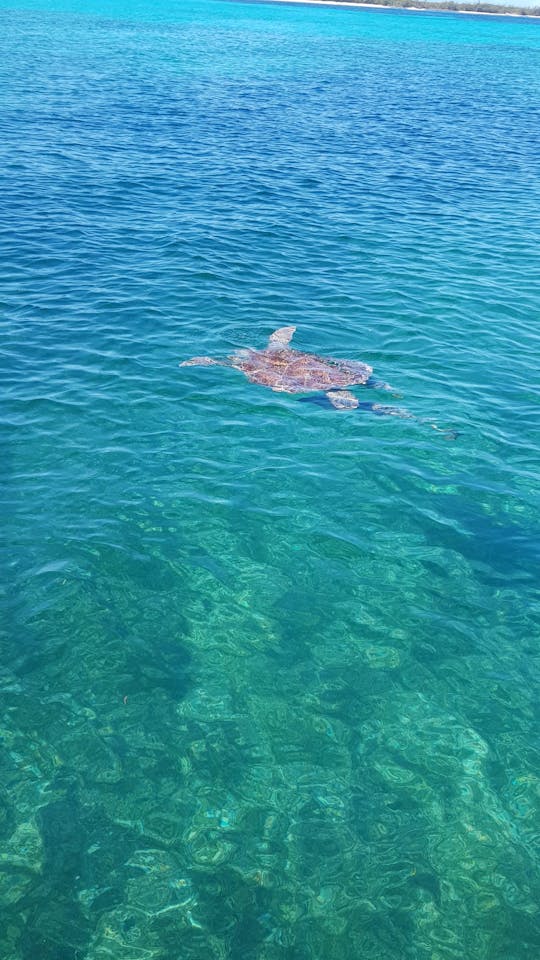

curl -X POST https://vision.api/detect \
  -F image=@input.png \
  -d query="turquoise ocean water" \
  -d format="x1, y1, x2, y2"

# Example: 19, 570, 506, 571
1, 1, 540, 957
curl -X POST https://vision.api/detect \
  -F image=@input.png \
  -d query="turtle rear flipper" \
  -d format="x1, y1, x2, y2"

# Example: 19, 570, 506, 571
367, 376, 401, 396
326, 390, 359, 410
362, 402, 413, 418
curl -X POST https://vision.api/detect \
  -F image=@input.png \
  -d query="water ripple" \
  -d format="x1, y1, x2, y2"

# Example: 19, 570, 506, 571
1, 2, 540, 959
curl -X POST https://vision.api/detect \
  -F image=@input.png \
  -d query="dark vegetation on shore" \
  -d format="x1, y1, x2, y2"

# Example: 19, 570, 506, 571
321, 0, 540, 14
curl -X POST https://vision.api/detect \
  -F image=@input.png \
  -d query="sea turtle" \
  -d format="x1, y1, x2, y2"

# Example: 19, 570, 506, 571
180, 325, 398, 412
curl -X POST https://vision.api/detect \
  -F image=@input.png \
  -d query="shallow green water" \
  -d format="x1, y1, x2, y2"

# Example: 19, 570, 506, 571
1, 1, 540, 958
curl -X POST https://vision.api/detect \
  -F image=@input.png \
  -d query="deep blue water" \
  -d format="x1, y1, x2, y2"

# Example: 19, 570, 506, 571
1, 1, 540, 958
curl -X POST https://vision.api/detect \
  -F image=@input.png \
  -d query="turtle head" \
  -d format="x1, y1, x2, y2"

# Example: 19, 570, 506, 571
179, 356, 219, 367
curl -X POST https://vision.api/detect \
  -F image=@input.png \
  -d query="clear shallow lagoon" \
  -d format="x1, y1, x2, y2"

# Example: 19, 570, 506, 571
1, 1, 540, 958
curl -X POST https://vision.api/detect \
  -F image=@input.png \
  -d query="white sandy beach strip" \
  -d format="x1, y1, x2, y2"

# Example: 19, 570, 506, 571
255, 0, 529, 18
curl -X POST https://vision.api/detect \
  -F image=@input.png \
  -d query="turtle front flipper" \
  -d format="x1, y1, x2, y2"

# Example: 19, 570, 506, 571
179, 356, 221, 367
267, 326, 296, 350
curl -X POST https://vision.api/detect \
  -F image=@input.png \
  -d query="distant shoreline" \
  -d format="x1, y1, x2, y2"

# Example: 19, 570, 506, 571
257, 0, 540, 18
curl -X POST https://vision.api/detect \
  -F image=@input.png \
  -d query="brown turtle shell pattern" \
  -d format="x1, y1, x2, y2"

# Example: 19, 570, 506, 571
230, 348, 372, 393
180, 327, 373, 395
